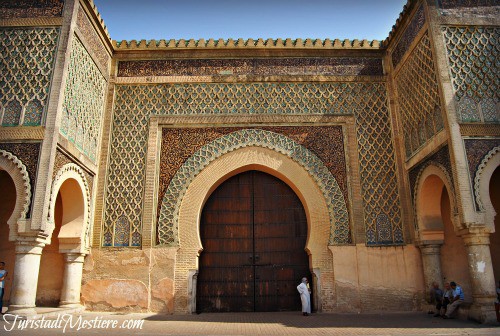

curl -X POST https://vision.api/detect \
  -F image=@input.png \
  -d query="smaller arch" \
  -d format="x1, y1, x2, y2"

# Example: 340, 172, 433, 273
475, 146, 500, 230
415, 163, 458, 238
0, 149, 32, 241
47, 163, 91, 252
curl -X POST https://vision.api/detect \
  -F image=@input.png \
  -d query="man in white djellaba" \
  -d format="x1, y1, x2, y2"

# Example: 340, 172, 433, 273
297, 277, 311, 316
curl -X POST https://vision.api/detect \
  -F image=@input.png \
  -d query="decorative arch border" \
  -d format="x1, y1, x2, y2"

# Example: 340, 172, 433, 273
413, 162, 457, 233
474, 146, 499, 229
0, 149, 32, 241
173, 146, 335, 313
47, 163, 92, 252
157, 128, 350, 246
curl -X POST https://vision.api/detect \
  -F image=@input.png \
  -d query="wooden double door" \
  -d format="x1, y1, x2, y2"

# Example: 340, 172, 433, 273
196, 170, 311, 312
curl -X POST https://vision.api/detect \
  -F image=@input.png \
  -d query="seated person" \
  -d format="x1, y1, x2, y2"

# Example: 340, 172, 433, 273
434, 282, 453, 317
429, 282, 443, 314
443, 281, 464, 319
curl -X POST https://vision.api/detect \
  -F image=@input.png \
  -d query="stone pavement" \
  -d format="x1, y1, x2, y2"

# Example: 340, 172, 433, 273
1, 311, 499, 335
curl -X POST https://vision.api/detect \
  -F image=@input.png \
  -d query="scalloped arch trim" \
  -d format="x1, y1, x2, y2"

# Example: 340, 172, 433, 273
157, 129, 350, 246
0, 149, 32, 221
48, 163, 92, 250
413, 161, 455, 232
474, 146, 500, 211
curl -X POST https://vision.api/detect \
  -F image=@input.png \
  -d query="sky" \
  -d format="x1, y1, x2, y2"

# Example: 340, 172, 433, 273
93, 0, 408, 42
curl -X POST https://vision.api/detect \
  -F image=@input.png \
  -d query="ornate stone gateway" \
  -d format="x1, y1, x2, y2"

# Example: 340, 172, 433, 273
196, 170, 311, 312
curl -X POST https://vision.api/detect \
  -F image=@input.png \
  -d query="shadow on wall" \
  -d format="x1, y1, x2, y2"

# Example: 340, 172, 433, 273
489, 167, 500, 283
0, 170, 16, 307
440, 188, 473, 302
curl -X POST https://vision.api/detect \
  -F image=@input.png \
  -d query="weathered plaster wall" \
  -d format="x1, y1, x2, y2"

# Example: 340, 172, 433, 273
81, 247, 176, 313
330, 244, 425, 312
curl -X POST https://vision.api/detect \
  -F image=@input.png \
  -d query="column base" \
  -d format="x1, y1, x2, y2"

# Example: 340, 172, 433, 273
58, 302, 83, 309
468, 303, 497, 324
4, 305, 37, 319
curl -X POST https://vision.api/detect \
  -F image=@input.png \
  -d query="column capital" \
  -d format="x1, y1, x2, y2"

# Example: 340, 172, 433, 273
14, 236, 47, 255
62, 252, 86, 263
461, 232, 491, 246
416, 241, 443, 255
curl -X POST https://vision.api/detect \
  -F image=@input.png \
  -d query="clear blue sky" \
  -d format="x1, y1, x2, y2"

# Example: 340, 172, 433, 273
93, 0, 407, 41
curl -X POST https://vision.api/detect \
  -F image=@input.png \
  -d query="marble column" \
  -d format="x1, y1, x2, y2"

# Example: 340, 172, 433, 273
462, 231, 496, 323
419, 243, 444, 301
59, 253, 85, 308
8, 240, 45, 316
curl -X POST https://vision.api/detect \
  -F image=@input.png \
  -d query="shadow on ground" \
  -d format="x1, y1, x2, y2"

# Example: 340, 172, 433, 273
141, 311, 498, 329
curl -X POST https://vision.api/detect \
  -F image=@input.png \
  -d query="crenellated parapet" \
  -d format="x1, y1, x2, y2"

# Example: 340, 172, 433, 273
112, 37, 382, 50
82, 0, 112, 47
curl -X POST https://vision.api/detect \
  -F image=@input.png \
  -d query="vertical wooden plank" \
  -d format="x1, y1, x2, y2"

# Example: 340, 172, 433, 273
197, 170, 311, 312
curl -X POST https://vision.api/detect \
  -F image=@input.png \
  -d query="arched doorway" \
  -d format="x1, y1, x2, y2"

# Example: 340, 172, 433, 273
196, 170, 311, 312
37, 177, 85, 306
0, 170, 17, 312
489, 167, 500, 282
417, 167, 472, 301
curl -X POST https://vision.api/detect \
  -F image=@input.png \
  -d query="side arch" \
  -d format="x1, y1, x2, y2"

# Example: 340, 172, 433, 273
0, 149, 32, 241
414, 162, 458, 237
157, 128, 350, 246
475, 146, 500, 230
47, 163, 92, 252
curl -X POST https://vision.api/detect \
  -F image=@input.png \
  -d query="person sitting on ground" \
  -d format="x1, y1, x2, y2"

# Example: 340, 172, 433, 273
429, 281, 443, 314
443, 281, 464, 319
434, 282, 453, 317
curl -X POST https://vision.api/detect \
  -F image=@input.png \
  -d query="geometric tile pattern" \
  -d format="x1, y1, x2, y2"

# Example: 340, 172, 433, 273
353, 84, 403, 245
0, 0, 64, 19
60, 35, 107, 163
395, 33, 444, 159
473, 145, 500, 212
0, 149, 32, 221
104, 82, 402, 246
408, 145, 454, 231
76, 7, 110, 74
438, 0, 499, 17
113, 82, 383, 116
409, 145, 453, 207
464, 139, 500, 210
0, 27, 59, 126
0, 142, 41, 218
157, 126, 350, 228
157, 128, 350, 246
442, 26, 499, 123
439, 0, 499, 7
118, 57, 383, 77
391, 5, 425, 68
54, 149, 94, 195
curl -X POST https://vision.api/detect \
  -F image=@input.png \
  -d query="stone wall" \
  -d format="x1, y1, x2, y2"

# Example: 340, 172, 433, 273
330, 244, 425, 312
81, 248, 176, 313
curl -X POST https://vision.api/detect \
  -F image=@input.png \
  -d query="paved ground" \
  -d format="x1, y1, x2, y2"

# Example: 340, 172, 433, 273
1, 311, 499, 335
